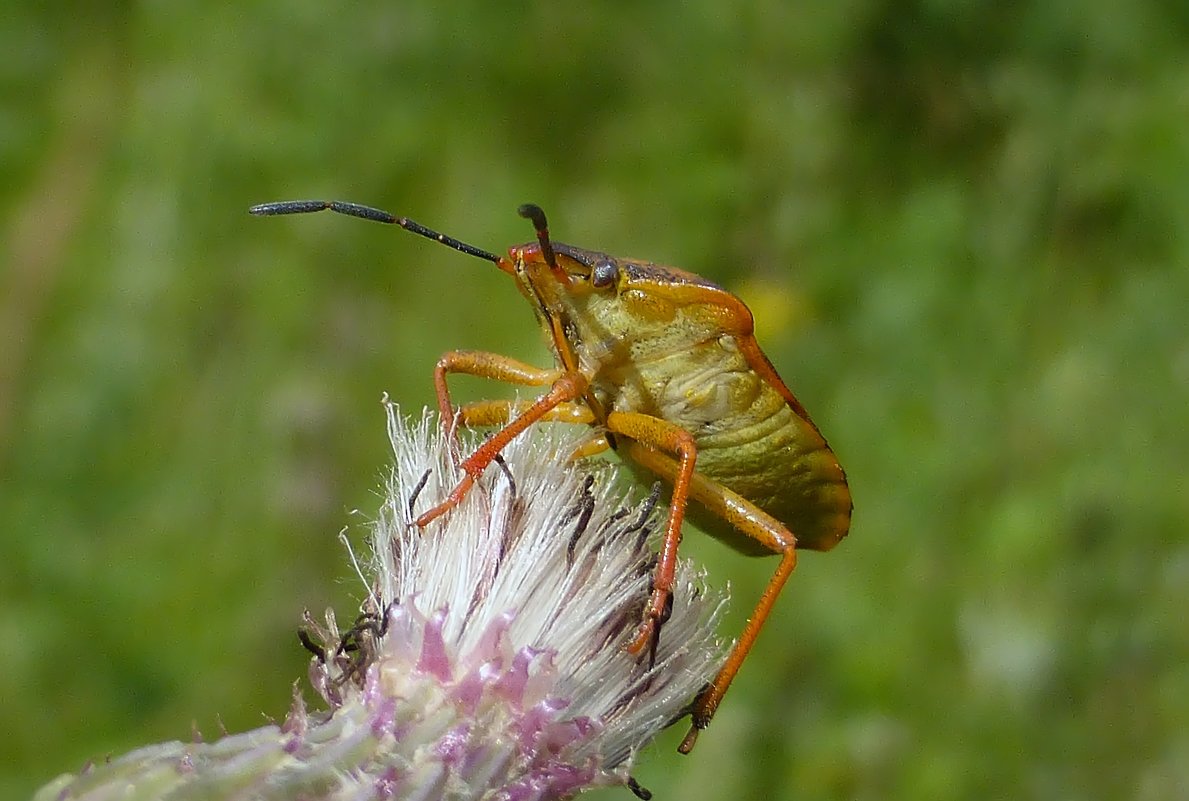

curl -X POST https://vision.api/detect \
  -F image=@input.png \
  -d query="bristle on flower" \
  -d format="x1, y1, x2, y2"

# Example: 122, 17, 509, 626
35, 401, 726, 801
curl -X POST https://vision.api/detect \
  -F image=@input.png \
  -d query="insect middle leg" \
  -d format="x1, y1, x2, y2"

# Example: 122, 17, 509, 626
620, 439, 798, 756
602, 412, 699, 661
453, 398, 606, 464
454, 398, 595, 428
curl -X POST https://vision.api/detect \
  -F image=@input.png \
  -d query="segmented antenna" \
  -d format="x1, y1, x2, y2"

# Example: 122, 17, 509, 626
249, 199, 501, 264
517, 203, 558, 270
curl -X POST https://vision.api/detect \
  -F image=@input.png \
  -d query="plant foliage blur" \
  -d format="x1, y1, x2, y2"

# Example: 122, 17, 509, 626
3, 2, 1186, 800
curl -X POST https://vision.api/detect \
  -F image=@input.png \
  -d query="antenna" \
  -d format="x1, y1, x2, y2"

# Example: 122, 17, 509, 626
249, 199, 501, 264
517, 203, 558, 270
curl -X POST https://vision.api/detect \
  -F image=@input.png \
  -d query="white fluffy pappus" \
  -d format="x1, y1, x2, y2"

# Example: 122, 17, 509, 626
36, 400, 726, 801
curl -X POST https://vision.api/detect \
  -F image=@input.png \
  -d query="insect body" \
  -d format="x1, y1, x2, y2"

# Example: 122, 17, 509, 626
250, 199, 852, 753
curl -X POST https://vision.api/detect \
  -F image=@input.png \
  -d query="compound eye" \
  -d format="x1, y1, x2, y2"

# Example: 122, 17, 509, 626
591, 257, 619, 289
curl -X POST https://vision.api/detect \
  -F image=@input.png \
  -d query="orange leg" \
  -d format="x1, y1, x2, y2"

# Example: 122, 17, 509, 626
621, 439, 798, 755
567, 432, 612, 460
454, 399, 603, 461
432, 350, 563, 444
604, 412, 698, 660
454, 398, 594, 428
415, 371, 589, 528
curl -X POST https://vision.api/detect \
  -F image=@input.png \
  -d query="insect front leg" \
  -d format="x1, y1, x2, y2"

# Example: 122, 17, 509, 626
620, 440, 798, 755
432, 350, 564, 451
415, 370, 590, 528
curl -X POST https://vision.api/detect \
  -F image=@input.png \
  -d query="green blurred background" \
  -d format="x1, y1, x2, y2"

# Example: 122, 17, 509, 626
3, 2, 1187, 799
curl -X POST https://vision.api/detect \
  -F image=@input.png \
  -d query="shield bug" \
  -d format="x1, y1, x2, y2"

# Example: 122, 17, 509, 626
250, 198, 852, 753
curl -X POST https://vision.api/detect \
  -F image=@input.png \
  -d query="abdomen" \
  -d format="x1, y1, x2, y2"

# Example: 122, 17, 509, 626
692, 382, 851, 553
606, 340, 852, 554
662, 366, 850, 554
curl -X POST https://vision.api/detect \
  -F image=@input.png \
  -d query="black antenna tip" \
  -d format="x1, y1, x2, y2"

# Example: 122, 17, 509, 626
517, 203, 559, 268
249, 201, 296, 216
517, 203, 548, 231
250, 200, 338, 216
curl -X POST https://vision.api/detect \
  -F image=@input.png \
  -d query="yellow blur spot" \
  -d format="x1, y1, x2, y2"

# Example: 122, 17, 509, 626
732, 276, 813, 343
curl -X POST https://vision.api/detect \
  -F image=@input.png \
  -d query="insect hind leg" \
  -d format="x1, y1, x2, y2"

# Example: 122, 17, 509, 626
619, 438, 798, 755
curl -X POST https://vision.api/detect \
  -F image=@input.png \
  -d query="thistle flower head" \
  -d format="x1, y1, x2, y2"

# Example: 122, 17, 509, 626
38, 402, 725, 801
